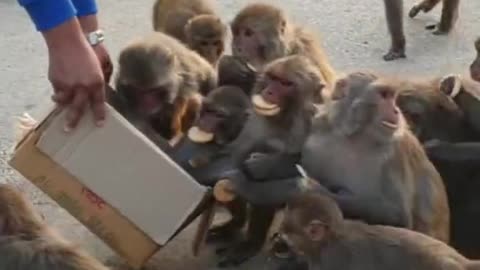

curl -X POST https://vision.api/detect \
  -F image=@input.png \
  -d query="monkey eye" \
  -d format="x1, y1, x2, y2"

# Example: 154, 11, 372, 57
379, 89, 394, 99
200, 41, 209, 46
244, 28, 254, 37
213, 40, 222, 46
280, 79, 293, 87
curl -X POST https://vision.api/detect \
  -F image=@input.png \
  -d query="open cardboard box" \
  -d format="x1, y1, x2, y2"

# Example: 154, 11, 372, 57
8, 102, 212, 269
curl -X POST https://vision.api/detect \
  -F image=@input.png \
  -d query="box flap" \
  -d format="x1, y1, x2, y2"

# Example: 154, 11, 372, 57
36, 104, 207, 245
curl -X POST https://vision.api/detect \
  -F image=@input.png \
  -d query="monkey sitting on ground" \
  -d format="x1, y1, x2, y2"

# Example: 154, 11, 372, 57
230, 3, 336, 99
267, 191, 480, 270
209, 55, 325, 268
381, 0, 460, 61
152, 0, 227, 66
0, 184, 110, 270
299, 72, 450, 243
114, 32, 217, 143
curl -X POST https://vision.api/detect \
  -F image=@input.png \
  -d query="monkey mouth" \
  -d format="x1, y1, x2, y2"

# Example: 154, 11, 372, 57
381, 120, 398, 129
252, 94, 281, 116
187, 126, 214, 143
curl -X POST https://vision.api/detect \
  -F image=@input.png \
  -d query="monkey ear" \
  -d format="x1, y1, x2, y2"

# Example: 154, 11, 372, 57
440, 75, 462, 98
305, 220, 326, 242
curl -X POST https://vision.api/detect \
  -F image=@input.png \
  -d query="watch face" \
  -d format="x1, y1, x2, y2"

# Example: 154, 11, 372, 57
88, 30, 104, 45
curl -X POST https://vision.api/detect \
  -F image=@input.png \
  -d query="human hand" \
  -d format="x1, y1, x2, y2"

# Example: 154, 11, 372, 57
92, 42, 113, 84
43, 18, 106, 132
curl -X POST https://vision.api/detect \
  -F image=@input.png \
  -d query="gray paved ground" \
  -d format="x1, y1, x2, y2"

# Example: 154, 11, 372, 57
0, 0, 479, 269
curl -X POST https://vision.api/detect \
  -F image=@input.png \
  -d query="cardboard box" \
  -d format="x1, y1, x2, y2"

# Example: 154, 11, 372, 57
8, 103, 211, 269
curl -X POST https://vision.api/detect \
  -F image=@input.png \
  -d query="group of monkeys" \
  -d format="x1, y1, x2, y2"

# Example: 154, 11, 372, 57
2, 0, 480, 269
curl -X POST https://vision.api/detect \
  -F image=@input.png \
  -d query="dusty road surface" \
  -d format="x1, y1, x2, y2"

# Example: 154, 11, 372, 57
1, 0, 479, 269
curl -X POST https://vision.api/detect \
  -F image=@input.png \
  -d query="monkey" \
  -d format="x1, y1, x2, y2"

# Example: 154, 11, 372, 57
470, 37, 480, 82
230, 3, 336, 99
114, 32, 217, 142
152, 0, 227, 66
217, 55, 258, 96
381, 0, 460, 61
209, 55, 325, 268
0, 184, 110, 270
266, 191, 480, 270
298, 72, 450, 243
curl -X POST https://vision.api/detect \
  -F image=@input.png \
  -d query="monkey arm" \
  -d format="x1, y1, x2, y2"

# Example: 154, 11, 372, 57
425, 140, 480, 163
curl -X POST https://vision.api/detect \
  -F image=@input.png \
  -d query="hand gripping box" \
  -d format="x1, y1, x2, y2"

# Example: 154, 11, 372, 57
8, 103, 210, 269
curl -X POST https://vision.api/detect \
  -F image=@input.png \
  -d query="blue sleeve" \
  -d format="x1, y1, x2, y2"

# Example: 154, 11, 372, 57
18, 0, 77, 31
71, 0, 98, 17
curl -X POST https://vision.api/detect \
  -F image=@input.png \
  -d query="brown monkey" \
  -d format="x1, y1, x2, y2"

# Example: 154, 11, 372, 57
212, 55, 325, 267
381, 0, 460, 61
267, 191, 480, 270
470, 37, 480, 82
152, 0, 227, 66
114, 32, 217, 142
299, 72, 450, 243
0, 184, 110, 270
230, 3, 336, 98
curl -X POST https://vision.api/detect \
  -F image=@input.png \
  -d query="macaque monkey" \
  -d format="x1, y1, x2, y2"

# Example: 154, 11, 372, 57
230, 3, 336, 98
152, 0, 227, 66
382, 0, 460, 61
267, 191, 480, 270
0, 184, 110, 269
299, 72, 450, 243
114, 32, 217, 142
212, 55, 324, 267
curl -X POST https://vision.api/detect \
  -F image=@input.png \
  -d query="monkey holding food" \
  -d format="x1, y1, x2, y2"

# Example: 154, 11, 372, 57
267, 191, 480, 270
0, 184, 110, 270
298, 72, 450, 243
152, 0, 227, 66
230, 3, 336, 100
114, 32, 217, 142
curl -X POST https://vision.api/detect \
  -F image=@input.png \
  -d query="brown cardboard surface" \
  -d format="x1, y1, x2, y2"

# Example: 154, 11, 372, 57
8, 104, 210, 269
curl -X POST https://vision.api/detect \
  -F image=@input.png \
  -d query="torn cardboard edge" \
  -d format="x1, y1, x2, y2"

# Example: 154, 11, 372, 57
9, 104, 213, 269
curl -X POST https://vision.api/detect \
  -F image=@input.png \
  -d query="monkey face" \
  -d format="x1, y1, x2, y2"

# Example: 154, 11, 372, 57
231, 7, 288, 70
188, 86, 249, 144
186, 15, 227, 66
252, 56, 323, 117
266, 232, 310, 270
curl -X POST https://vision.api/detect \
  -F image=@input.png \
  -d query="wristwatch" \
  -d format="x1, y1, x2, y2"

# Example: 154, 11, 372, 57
86, 29, 105, 46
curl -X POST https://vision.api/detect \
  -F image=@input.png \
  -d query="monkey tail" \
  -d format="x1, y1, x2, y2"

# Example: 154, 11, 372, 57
13, 112, 38, 144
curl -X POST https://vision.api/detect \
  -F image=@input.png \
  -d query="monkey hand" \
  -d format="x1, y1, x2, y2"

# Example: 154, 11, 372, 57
44, 18, 106, 132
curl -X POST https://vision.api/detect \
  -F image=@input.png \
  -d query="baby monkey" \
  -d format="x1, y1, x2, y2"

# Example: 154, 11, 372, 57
0, 184, 110, 270
267, 191, 480, 270
152, 0, 227, 66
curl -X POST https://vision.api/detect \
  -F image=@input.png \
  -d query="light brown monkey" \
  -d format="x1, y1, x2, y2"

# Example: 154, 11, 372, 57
114, 32, 217, 142
152, 0, 227, 66
230, 3, 336, 99
266, 191, 480, 270
299, 72, 450, 243
0, 184, 110, 270
470, 37, 480, 82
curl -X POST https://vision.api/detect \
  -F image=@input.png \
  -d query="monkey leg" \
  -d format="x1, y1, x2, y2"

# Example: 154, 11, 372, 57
430, 0, 459, 35
217, 205, 276, 268
409, 0, 441, 18
206, 198, 247, 244
382, 0, 407, 61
